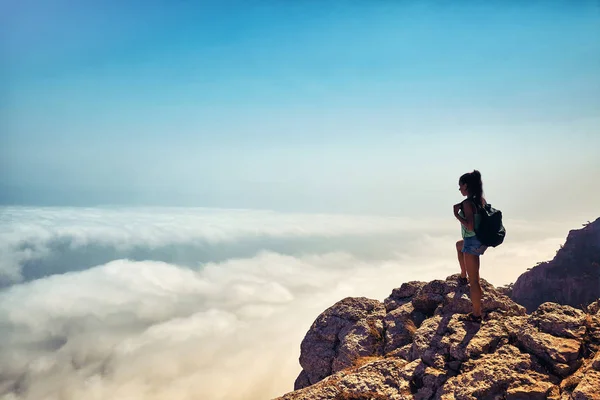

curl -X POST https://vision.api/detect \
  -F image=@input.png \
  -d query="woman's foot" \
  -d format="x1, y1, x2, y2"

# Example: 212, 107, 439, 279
461, 312, 482, 323
458, 276, 468, 285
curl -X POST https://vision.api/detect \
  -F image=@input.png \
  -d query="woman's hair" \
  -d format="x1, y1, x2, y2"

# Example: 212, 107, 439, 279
459, 170, 484, 206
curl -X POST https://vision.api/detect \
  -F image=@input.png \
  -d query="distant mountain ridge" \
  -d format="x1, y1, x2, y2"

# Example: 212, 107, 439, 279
512, 217, 600, 312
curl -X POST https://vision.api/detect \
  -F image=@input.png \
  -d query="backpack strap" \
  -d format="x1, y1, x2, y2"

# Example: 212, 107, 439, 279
462, 197, 486, 214
470, 197, 483, 214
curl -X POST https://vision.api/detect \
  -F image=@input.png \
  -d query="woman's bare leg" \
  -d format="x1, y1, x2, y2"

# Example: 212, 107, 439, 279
456, 240, 466, 278
465, 254, 482, 317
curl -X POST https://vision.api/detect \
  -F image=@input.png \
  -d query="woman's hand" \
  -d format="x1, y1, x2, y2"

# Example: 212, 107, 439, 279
453, 203, 462, 217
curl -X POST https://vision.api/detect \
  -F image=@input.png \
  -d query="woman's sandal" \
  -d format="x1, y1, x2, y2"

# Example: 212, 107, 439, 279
462, 312, 483, 323
458, 277, 469, 285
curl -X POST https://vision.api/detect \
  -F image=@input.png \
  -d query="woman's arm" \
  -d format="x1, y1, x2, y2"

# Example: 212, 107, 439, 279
454, 200, 475, 231
461, 200, 476, 231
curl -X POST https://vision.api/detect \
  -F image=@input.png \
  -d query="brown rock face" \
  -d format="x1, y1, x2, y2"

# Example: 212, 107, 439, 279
438, 344, 557, 400
512, 217, 600, 312
284, 358, 412, 400
276, 275, 600, 400
296, 297, 386, 389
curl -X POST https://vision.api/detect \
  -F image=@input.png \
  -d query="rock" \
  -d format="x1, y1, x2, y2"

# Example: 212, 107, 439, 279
512, 218, 600, 312
529, 302, 587, 339
438, 275, 525, 317
386, 343, 413, 361
437, 345, 557, 400
593, 350, 600, 370
280, 358, 411, 400
420, 366, 451, 399
278, 270, 600, 400
514, 322, 582, 376
557, 353, 600, 399
412, 306, 512, 368
438, 290, 473, 315
587, 314, 600, 352
588, 299, 600, 315
398, 358, 425, 382
385, 281, 426, 312
295, 297, 386, 389
447, 315, 510, 362
412, 279, 457, 315
506, 380, 561, 400
397, 358, 451, 400
410, 315, 444, 364
572, 369, 600, 400
412, 274, 468, 316
293, 370, 310, 391
384, 302, 425, 355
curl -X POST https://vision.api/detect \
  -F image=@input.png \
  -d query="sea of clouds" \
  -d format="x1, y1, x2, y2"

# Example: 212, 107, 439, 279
0, 206, 580, 399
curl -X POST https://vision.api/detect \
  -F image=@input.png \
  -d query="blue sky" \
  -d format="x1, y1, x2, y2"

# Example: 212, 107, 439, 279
2, 1, 599, 218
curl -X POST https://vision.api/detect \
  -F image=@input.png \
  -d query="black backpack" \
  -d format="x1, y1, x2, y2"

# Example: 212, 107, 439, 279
475, 203, 506, 247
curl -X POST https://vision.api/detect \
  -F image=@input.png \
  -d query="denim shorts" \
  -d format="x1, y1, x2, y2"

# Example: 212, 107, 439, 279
462, 236, 487, 256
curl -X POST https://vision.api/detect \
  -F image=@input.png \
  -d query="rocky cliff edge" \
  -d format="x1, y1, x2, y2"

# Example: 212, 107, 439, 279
276, 275, 600, 400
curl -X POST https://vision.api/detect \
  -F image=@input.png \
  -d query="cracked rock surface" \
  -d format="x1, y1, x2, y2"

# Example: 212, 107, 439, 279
277, 275, 600, 400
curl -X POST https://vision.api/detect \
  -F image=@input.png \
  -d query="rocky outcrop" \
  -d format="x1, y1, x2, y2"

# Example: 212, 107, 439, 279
295, 297, 386, 388
512, 218, 600, 312
276, 275, 600, 400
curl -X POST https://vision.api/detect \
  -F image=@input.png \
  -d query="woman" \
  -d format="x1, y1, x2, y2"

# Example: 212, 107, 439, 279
454, 170, 487, 322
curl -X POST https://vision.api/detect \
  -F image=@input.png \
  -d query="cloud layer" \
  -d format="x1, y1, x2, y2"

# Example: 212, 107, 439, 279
0, 206, 581, 399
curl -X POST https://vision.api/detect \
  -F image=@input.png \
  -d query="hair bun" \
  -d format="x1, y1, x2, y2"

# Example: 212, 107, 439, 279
472, 170, 481, 179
